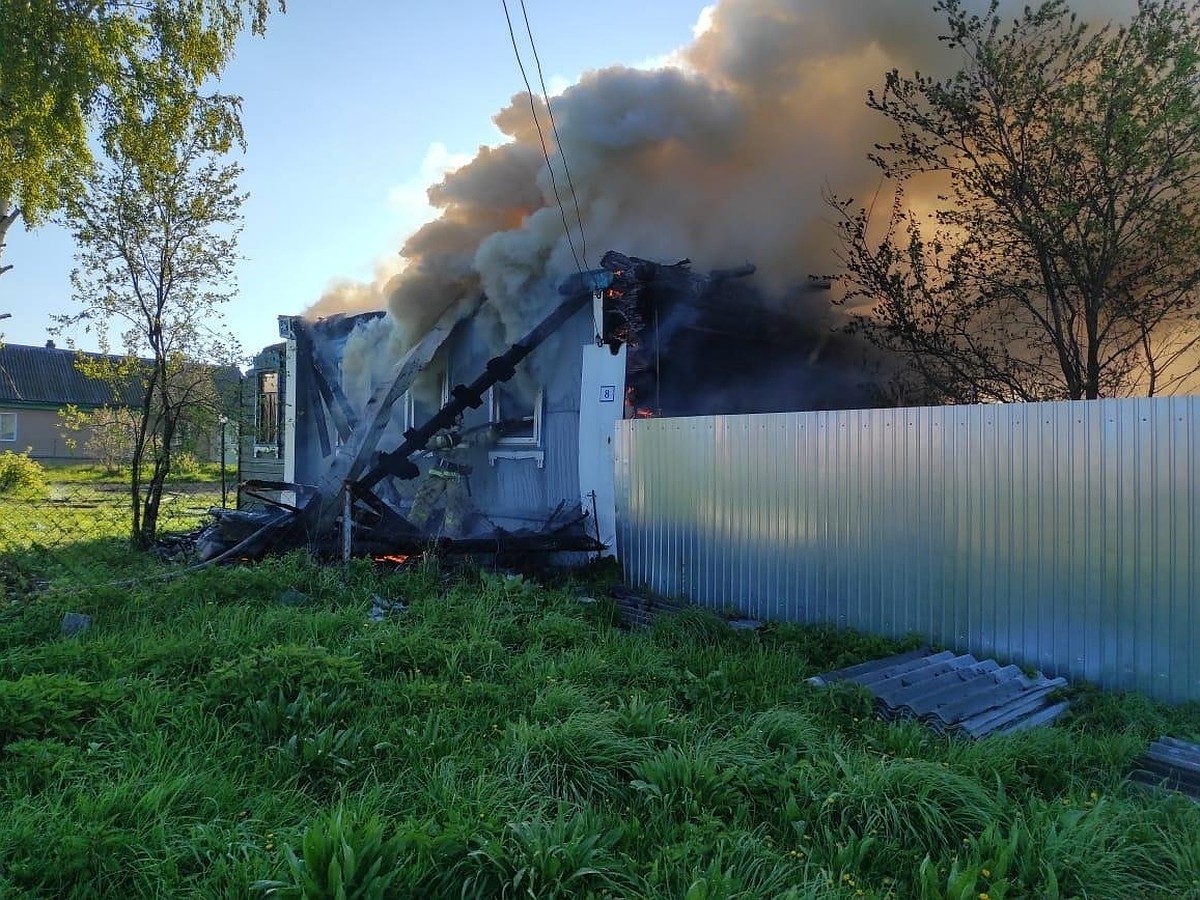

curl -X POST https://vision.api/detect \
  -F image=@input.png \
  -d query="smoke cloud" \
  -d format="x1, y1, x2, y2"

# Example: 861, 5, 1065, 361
307, 0, 1137, 363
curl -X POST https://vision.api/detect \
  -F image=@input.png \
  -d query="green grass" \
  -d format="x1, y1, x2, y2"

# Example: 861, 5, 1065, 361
41, 460, 226, 485
0, 553, 1198, 898
0, 482, 221, 555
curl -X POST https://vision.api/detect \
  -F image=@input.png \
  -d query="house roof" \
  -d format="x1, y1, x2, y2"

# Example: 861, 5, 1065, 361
0, 342, 241, 411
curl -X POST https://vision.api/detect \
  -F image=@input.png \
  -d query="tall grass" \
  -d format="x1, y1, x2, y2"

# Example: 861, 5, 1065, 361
0, 550, 1197, 897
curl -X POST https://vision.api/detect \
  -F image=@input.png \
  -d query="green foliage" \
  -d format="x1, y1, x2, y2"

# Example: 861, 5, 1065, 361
0, 450, 46, 497
678, 667, 739, 710
246, 687, 356, 743
252, 809, 404, 899
274, 725, 364, 788
530, 609, 593, 651
0, 557, 1197, 897
0, 0, 281, 228
1, 739, 87, 794
613, 694, 676, 738
831, 0, 1200, 401
805, 680, 876, 722
810, 755, 998, 859
678, 830, 806, 900
57, 404, 137, 474
749, 707, 826, 752
246, 687, 365, 789
42, 461, 222, 485
204, 645, 365, 708
504, 713, 645, 804
55, 93, 245, 548
761, 621, 921, 673
1063, 682, 1200, 740
453, 812, 631, 899
632, 746, 741, 820
170, 451, 204, 479
649, 606, 737, 648
0, 674, 119, 746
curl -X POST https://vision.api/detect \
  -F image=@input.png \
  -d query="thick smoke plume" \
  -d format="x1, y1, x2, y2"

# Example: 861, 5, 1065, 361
307, 0, 1137, 366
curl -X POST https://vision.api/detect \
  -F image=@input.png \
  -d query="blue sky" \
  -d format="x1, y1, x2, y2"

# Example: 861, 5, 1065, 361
3, 1, 711, 356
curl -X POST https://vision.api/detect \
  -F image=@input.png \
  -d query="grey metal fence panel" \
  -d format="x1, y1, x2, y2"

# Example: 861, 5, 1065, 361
615, 397, 1200, 703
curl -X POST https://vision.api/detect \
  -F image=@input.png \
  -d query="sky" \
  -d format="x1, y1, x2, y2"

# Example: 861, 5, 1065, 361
1, 1, 713, 356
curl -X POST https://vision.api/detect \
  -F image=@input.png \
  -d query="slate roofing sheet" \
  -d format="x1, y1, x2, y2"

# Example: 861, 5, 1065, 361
1131, 737, 1200, 800
609, 585, 689, 629
0, 343, 142, 406
808, 649, 1070, 739
0, 342, 241, 409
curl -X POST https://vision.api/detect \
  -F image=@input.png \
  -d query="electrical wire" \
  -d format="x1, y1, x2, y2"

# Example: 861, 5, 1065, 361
499, 0, 586, 275
517, 0, 589, 270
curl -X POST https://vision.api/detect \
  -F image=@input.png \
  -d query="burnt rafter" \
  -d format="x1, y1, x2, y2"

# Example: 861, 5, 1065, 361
597, 250, 756, 352
307, 298, 477, 538
356, 251, 723, 489
290, 324, 358, 443
359, 273, 606, 488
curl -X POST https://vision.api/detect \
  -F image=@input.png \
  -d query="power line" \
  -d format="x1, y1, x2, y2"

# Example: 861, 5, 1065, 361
517, 0, 588, 271
499, 0, 586, 275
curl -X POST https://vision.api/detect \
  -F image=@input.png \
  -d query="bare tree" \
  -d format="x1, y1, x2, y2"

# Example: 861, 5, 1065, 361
830, 0, 1200, 402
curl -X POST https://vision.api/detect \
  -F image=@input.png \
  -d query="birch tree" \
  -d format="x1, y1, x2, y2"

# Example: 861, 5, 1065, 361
0, 0, 281, 278
55, 99, 243, 547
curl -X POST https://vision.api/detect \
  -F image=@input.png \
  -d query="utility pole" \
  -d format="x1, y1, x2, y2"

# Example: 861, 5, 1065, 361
218, 415, 228, 508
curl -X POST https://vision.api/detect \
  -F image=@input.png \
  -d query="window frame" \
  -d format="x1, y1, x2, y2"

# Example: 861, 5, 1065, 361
0, 412, 15, 443
402, 368, 449, 433
488, 383, 543, 448
254, 370, 280, 455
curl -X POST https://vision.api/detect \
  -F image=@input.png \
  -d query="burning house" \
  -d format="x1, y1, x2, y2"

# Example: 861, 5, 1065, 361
213, 251, 873, 562
201, 0, 950, 561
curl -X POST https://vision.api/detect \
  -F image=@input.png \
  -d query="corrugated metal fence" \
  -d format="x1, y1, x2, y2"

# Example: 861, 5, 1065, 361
615, 397, 1199, 703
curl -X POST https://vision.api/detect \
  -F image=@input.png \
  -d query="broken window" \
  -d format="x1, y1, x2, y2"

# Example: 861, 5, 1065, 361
408, 367, 449, 428
255, 371, 279, 451
0, 412, 15, 442
490, 383, 541, 446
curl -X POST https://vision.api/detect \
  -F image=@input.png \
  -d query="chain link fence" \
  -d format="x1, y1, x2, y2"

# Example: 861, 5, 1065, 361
0, 474, 224, 593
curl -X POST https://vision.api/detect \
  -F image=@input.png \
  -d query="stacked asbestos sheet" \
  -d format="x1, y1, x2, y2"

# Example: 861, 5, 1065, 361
808, 648, 1070, 739
1130, 737, 1200, 801
608, 586, 690, 629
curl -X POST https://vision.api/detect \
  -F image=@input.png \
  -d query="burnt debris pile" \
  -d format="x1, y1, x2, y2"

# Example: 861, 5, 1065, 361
200, 251, 775, 564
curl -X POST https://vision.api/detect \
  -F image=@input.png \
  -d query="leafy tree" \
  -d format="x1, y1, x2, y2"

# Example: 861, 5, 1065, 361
830, 0, 1200, 402
0, 0, 282, 276
58, 403, 139, 473
0, 449, 46, 497
54, 99, 243, 548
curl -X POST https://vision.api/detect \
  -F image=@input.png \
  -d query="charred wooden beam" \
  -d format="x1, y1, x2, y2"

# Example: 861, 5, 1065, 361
358, 279, 603, 489
241, 491, 305, 513
306, 297, 482, 537
324, 531, 606, 558
303, 363, 334, 457
291, 323, 358, 442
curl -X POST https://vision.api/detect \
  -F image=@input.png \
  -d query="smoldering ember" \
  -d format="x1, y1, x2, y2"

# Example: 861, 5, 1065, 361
199, 250, 873, 563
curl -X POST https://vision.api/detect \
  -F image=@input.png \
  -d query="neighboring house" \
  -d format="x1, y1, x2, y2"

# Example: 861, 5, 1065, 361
240, 339, 289, 486
238, 253, 875, 551
0, 340, 239, 463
